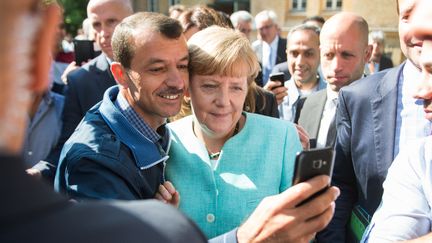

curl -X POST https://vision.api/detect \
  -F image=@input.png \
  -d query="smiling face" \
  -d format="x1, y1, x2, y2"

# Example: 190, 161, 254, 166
189, 74, 248, 138
287, 28, 320, 87
120, 31, 189, 129
398, 0, 422, 69
411, 0, 432, 120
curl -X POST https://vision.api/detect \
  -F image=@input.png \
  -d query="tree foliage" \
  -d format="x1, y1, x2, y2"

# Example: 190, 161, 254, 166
59, 0, 88, 35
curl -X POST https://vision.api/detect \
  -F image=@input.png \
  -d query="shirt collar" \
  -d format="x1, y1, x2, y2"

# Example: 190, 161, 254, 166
402, 60, 422, 95
115, 91, 162, 144
326, 86, 339, 101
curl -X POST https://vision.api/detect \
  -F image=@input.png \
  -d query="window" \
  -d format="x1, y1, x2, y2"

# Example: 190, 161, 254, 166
292, 0, 307, 11
326, 0, 342, 10
148, 0, 159, 12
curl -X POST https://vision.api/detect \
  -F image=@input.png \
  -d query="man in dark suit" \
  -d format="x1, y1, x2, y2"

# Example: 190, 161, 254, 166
319, 0, 432, 242
1, 1, 340, 243
298, 13, 371, 149
29, 0, 133, 181
252, 10, 287, 86
366, 30, 394, 74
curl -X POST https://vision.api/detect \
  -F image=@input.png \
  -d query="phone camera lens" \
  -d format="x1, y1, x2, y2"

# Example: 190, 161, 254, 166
313, 159, 323, 169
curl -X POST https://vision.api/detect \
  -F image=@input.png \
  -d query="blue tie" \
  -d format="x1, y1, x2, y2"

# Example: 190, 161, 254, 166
262, 45, 272, 85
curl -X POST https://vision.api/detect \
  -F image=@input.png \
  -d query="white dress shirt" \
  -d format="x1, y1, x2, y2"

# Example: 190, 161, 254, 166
362, 136, 432, 242
316, 87, 338, 148
394, 60, 432, 157
278, 77, 323, 122
261, 36, 279, 85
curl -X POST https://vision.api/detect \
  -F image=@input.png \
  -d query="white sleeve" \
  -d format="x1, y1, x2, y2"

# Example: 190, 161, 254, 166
362, 138, 432, 242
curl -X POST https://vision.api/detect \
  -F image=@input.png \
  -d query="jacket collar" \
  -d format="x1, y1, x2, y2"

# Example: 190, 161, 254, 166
99, 86, 169, 169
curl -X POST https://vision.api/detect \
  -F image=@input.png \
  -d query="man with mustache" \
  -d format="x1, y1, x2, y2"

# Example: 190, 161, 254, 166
361, 1, 432, 241
54, 11, 189, 201
320, 0, 432, 242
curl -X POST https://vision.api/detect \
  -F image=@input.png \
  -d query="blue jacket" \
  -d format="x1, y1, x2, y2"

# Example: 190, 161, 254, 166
54, 86, 169, 201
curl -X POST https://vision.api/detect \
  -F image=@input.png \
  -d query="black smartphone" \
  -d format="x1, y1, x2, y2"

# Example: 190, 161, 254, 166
73, 39, 97, 65
269, 72, 285, 87
292, 147, 335, 205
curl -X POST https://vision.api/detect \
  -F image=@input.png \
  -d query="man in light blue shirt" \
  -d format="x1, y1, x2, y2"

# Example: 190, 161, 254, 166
362, 0, 432, 241
265, 24, 326, 123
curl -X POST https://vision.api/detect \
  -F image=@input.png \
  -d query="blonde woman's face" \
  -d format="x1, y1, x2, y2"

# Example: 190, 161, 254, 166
189, 74, 248, 138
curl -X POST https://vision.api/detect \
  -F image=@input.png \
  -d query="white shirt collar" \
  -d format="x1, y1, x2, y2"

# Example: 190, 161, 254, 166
326, 86, 339, 101
402, 60, 422, 95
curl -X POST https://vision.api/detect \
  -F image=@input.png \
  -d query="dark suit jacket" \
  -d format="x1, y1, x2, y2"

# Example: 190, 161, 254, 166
297, 89, 327, 140
38, 54, 117, 181
0, 154, 206, 243
254, 86, 279, 118
271, 61, 291, 82
253, 37, 287, 86
379, 55, 394, 71
316, 64, 403, 243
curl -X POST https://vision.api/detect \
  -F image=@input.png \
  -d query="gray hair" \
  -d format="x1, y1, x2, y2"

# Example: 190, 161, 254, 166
255, 10, 277, 24
87, 0, 133, 14
230, 10, 253, 27
287, 23, 320, 40
369, 30, 385, 44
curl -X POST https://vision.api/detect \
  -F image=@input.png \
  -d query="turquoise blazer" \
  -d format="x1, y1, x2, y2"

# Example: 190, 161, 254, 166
166, 113, 302, 238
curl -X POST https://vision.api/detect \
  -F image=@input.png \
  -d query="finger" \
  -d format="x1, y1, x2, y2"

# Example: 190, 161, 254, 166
295, 124, 310, 138
158, 184, 173, 201
154, 192, 167, 203
163, 181, 177, 195
277, 175, 332, 209
297, 186, 339, 220
302, 201, 336, 235
173, 191, 180, 207
264, 81, 280, 91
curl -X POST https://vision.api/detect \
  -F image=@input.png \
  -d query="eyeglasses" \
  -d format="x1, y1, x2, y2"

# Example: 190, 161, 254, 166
258, 24, 274, 32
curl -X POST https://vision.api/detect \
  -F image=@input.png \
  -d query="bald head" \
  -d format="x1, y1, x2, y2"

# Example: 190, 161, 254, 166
87, 0, 133, 15
87, 0, 133, 59
321, 12, 369, 48
320, 12, 371, 91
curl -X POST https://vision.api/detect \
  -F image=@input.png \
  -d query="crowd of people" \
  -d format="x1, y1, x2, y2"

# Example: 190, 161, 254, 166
1, 0, 432, 242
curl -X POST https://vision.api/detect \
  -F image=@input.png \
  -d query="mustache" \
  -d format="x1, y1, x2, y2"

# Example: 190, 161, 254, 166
158, 88, 184, 95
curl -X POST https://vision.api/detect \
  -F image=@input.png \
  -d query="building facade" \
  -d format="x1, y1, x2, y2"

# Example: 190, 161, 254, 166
133, 0, 402, 65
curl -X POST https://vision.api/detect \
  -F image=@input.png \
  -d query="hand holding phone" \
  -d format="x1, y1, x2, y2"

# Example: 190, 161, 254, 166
73, 39, 97, 65
292, 147, 335, 206
269, 72, 285, 87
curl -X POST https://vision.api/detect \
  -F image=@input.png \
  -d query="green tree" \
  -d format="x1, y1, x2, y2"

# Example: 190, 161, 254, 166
59, 0, 88, 35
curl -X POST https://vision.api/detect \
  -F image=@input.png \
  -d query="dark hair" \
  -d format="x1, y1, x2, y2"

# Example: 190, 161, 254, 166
302, 15, 325, 25
217, 11, 234, 29
112, 12, 183, 68
178, 6, 230, 33
288, 23, 320, 37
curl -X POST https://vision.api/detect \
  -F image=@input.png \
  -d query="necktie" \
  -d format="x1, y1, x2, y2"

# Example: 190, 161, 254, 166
262, 45, 272, 85
326, 98, 338, 147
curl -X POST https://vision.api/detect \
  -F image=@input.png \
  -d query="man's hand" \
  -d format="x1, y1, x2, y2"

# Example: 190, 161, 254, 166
61, 61, 79, 84
237, 175, 339, 243
155, 181, 180, 208
26, 168, 42, 179
264, 80, 288, 105
295, 124, 310, 150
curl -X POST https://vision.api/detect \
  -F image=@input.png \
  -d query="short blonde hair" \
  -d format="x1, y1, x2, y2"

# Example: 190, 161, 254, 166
187, 26, 260, 114
188, 26, 259, 85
